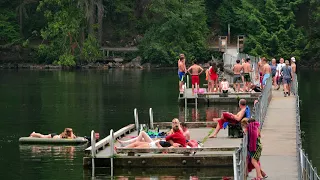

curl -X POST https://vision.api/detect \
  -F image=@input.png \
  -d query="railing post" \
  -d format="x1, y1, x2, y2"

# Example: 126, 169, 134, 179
187, 75, 189, 89
91, 130, 96, 177
184, 82, 187, 121
134, 108, 139, 135
110, 129, 114, 178
149, 108, 154, 129
233, 151, 238, 180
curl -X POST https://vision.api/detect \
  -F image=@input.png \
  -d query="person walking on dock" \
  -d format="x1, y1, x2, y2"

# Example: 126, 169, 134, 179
270, 58, 278, 88
233, 60, 243, 92
209, 99, 247, 138
178, 54, 187, 92
243, 58, 253, 92
281, 60, 293, 97
187, 60, 204, 95
276, 58, 286, 90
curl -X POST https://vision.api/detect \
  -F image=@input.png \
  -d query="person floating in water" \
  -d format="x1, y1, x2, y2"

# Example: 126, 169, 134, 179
187, 60, 204, 95
29, 128, 77, 139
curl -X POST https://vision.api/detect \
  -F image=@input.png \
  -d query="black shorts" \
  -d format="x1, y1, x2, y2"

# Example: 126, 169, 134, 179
222, 90, 228, 93
50, 133, 57, 138
159, 141, 171, 147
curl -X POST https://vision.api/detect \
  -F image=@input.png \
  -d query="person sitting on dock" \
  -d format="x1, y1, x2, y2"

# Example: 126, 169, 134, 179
187, 60, 204, 95
181, 122, 190, 140
29, 128, 77, 139
220, 78, 229, 94
208, 99, 247, 138
233, 60, 243, 92
249, 84, 262, 93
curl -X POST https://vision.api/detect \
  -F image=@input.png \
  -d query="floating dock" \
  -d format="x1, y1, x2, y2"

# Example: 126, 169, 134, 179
178, 88, 261, 104
83, 109, 245, 169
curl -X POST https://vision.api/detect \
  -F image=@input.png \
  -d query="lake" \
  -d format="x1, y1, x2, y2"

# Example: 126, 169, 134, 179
0, 68, 315, 179
0, 69, 240, 180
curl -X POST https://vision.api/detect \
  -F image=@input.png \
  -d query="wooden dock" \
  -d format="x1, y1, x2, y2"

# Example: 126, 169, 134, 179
178, 88, 261, 104
83, 122, 243, 169
248, 90, 298, 179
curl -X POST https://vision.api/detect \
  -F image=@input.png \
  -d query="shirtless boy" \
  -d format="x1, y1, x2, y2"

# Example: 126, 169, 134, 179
261, 57, 271, 89
187, 60, 204, 95
243, 58, 253, 91
178, 54, 187, 92
233, 60, 243, 92
291, 57, 297, 79
256, 59, 263, 86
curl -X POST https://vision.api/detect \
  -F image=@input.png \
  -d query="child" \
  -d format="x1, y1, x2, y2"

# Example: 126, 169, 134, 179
220, 78, 229, 93
241, 118, 267, 180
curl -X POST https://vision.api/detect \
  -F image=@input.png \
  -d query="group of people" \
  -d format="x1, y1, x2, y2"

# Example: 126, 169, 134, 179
178, 54, 225, 95
116, 118, 194, 151
208, 98, 266, 179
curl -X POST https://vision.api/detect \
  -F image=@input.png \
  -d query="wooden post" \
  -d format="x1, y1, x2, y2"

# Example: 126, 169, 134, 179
228, 24, 230, 45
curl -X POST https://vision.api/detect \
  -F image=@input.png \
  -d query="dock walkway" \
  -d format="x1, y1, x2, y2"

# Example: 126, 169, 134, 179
249, 90, 298, 179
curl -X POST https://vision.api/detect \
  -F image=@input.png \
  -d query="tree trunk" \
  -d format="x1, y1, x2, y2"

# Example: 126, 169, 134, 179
97, 0, 104, 45
88, 0, 96, 36
19, 7, 23, 37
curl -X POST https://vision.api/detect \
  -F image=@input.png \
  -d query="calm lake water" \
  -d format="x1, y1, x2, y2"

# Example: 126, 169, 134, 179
0, 68, 315, 179
0, 69, 240, 180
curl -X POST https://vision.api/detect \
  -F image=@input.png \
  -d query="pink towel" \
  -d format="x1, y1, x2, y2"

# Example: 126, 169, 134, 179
248, 122, 260, 152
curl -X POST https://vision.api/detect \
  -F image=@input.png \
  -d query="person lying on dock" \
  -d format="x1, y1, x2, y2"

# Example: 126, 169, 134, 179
116, 125, 185, 150
29, 128, 77, 139
241, 118, 267, 179
209, 99, 248, 138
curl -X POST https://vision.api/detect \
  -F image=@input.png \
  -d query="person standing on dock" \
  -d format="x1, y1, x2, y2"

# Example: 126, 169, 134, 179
178, 54, 187, 92
187, 60, 204, 95
243, 58, 253, 92
281, 60, 293, 97
291, 57, 297, 75
276, 58, 286, 90
232, 60, 243, 92
261, 57, 271, 89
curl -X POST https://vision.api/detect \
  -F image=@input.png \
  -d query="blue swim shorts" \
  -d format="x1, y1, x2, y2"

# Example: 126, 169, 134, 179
178, 71, 185, 81
262, 74, 270, 85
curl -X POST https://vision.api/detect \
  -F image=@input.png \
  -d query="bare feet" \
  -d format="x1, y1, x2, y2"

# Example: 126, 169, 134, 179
208, 134, 217, 138
117, 139, 125, 147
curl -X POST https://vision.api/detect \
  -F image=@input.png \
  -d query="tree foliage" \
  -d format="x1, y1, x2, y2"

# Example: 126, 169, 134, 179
139, 0, 209, 64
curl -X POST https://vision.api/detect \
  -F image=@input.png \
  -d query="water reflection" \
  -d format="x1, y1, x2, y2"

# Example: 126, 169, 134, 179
84, 167, 233, 180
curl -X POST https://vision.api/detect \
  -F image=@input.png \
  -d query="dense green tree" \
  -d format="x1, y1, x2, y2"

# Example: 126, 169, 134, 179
139, 0, 209, 64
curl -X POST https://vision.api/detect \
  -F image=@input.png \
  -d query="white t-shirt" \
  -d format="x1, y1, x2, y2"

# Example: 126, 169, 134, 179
276, 63, 286, 76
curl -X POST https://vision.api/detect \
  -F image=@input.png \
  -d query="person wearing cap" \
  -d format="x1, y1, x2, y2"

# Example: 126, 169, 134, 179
281, 60, 293, 97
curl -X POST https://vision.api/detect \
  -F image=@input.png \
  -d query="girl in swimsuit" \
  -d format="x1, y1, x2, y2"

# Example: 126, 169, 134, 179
209, 62, 218, 92
241, 118, 267, 179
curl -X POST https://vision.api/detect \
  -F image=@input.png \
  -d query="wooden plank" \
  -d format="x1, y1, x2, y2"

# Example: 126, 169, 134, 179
85, 124, 135, 154
100, 47, 138, 52
83, 155, 234, 168
115, 147, 238, 154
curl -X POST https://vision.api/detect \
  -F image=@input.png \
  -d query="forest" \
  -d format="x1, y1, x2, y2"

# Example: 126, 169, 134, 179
0, 0, 319, 66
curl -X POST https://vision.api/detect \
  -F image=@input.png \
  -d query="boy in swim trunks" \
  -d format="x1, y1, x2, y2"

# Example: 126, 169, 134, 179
187, 60, 204, 95
233, 59, 243, 92
178, 54, 187, 92
261, 57, 271, 89
243, 58, 253, 91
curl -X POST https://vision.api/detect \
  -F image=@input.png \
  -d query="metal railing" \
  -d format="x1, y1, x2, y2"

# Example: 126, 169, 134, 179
233, 133, 248, 180
252, 76, 273, 129
295, 74, 320, 180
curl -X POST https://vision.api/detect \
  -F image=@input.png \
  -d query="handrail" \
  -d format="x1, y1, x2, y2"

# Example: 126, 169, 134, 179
294, 74, 320, 180
149, 108, 154, 129
134, 108, 139, 134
